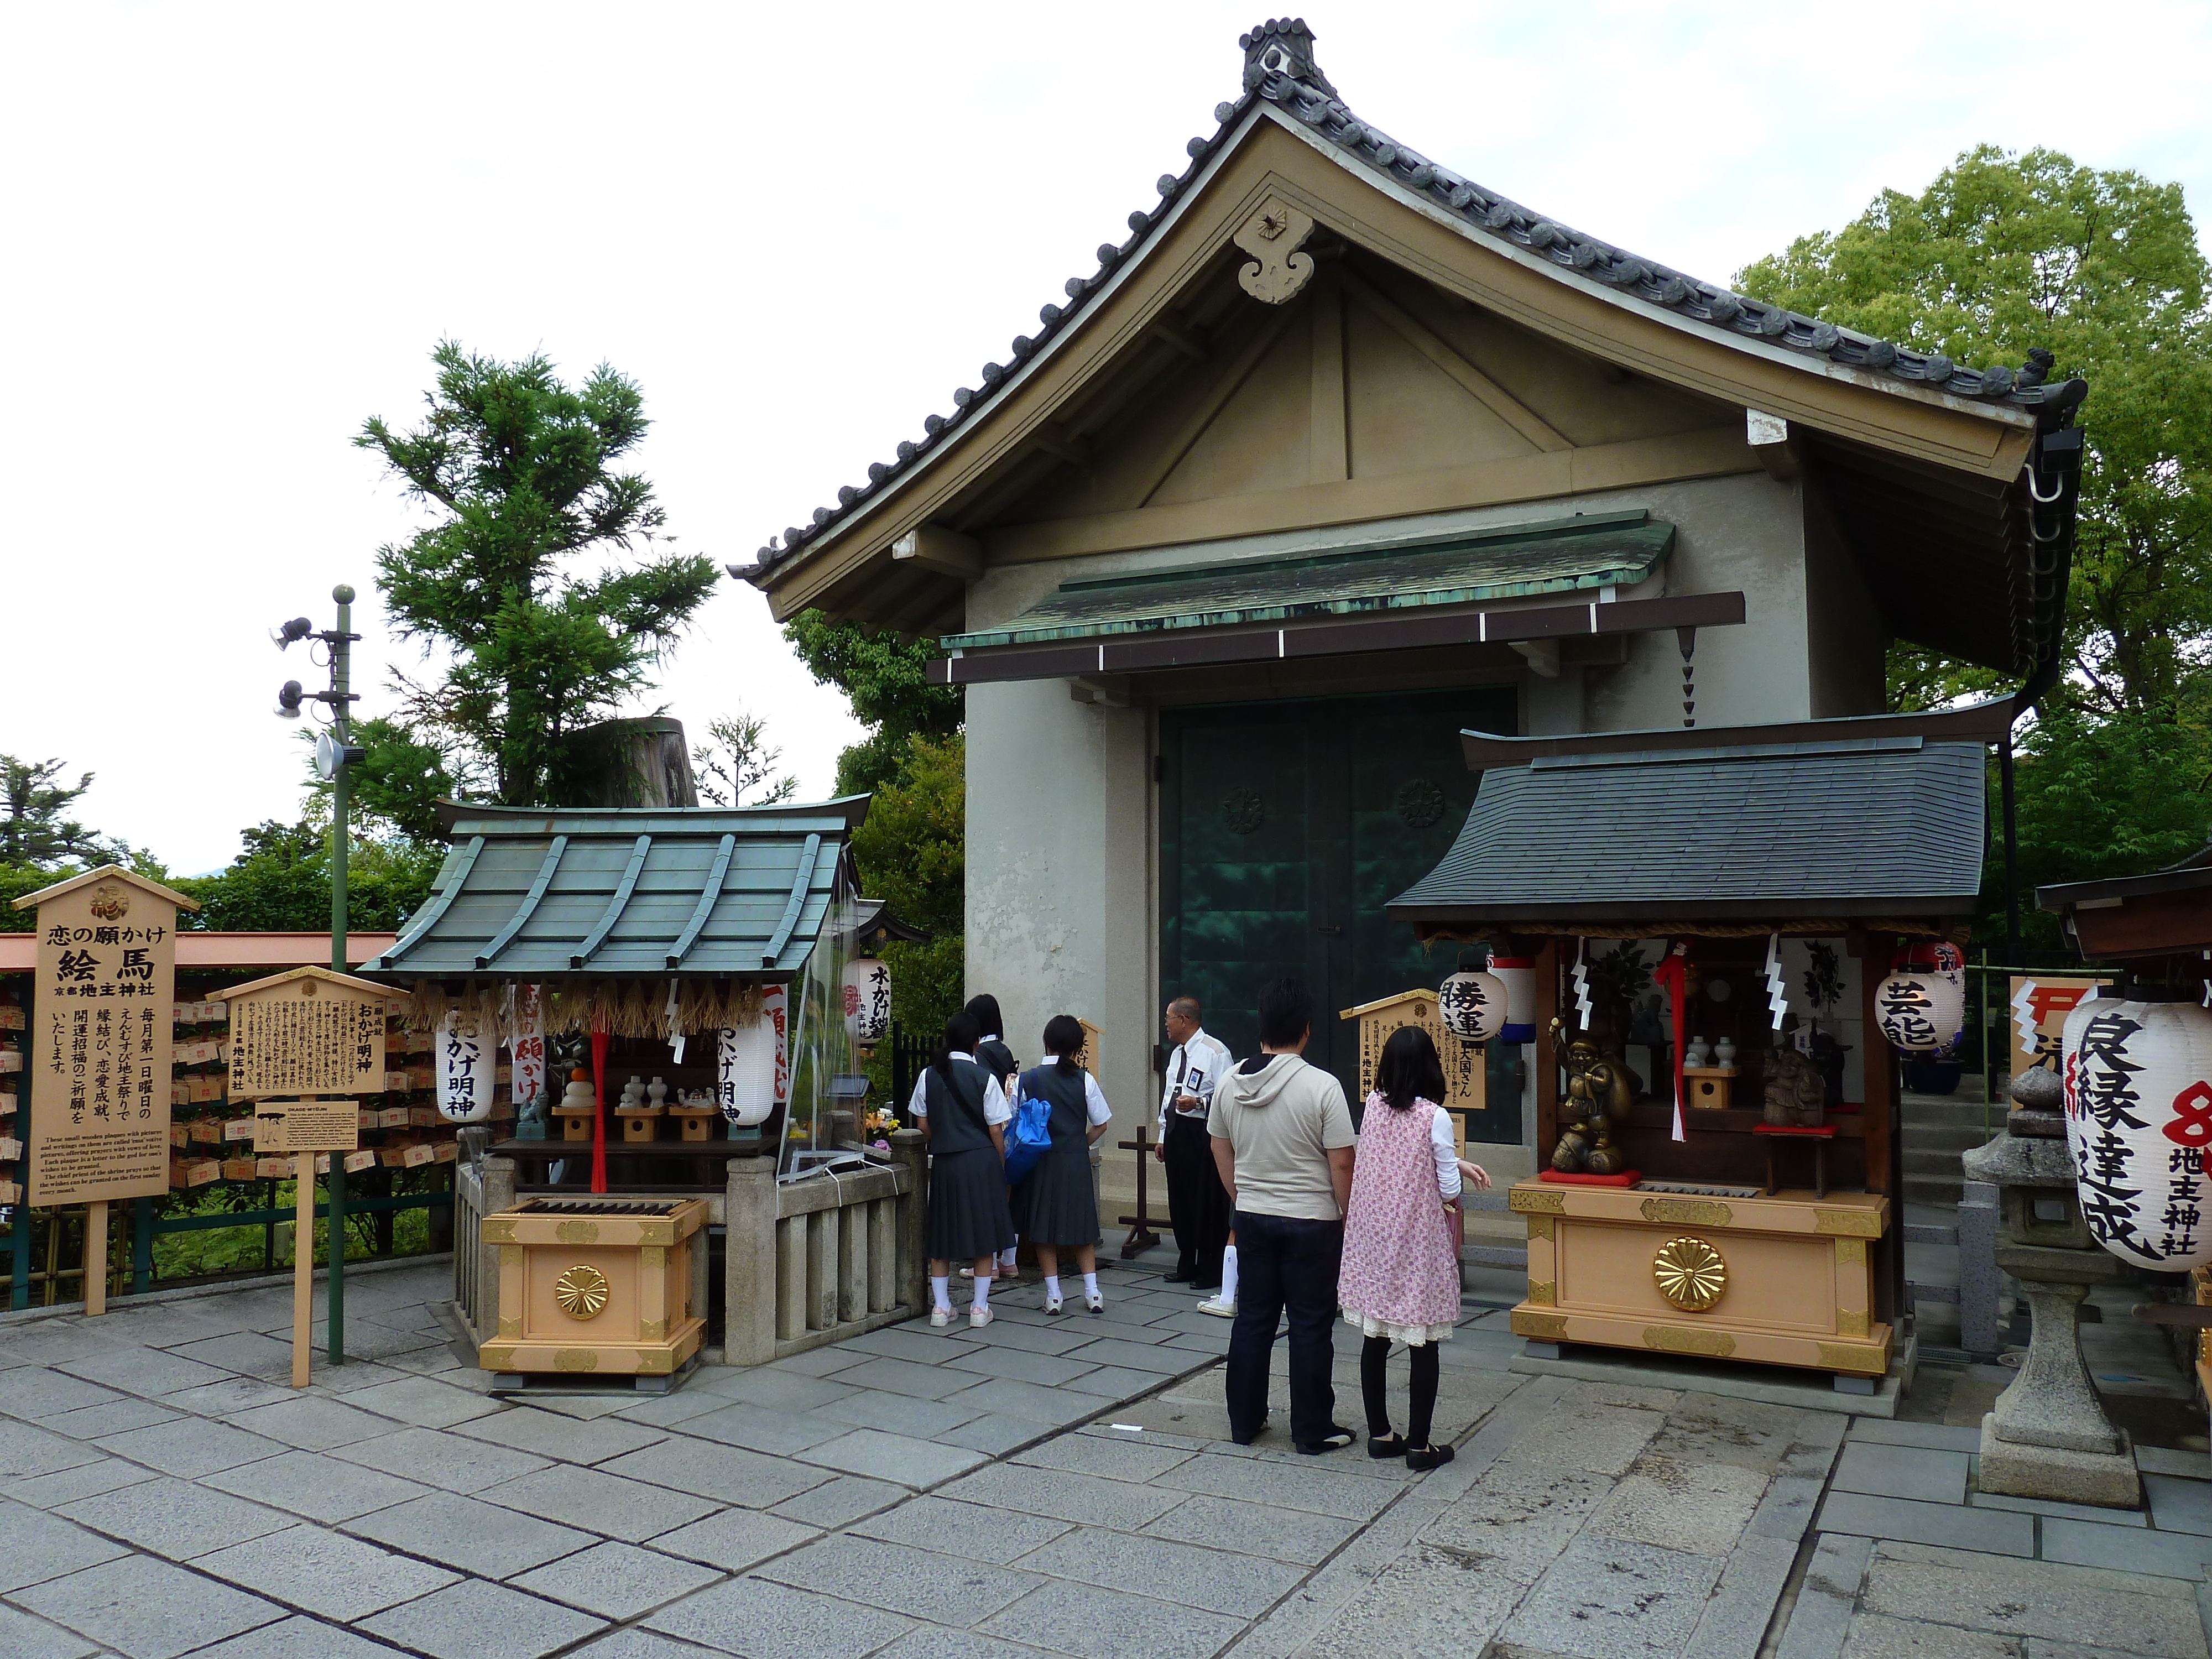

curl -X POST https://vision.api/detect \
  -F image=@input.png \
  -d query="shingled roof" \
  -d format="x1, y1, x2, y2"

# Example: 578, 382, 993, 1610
743, 17, 2084, 585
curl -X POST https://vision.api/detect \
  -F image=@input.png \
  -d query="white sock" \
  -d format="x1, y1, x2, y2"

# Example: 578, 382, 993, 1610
1082, 1272, 1100, 1298
1045, 1275, 1062, 1302
1000, 1244, 1019, 1269
973, 1275, 992, 1310
1219, 1246, 1239, 1303
931, 1275, 950, 1313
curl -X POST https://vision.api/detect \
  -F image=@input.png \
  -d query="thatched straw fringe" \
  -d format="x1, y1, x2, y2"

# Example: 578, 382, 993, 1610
399, 979, 763, 1041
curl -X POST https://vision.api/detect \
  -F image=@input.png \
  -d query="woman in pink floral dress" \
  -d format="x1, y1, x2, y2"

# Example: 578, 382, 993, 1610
1337, 1026, 1489, 1470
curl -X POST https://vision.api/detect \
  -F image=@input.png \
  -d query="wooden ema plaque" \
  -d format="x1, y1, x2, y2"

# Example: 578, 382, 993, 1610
220, 966, 389, 1098
1506, 1180, 1892, 1379
477, 1197, 709, 1379
1338, 990, 1486, 1155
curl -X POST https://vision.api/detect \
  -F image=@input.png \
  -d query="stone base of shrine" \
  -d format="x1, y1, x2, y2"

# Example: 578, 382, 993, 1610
1978, 1412, 2144, 1507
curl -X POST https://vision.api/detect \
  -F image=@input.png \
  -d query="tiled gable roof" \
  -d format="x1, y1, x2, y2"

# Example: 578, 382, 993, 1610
744, 18, 2080, 585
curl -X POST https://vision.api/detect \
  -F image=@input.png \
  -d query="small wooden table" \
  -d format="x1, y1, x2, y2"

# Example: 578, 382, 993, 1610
1752, 1124, 1837, 1198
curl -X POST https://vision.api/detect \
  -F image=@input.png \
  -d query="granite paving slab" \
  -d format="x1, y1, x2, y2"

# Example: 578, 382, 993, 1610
453, 1405, 667, 1464
4, 1455, 160, 1510
1138, 1490, 1365, 1567
682, 1364, 861, 1414
1014, 1432, 1198, 1485
343, 1490, 599, 1579
92, 1417, 288, 1478
758, 1531, 1047, 1625
0, 1370, 127, 1419
933, 1411, 1051, 1458
978, 1577, 1245, 1659
1151, 1449, 1402, 1521
824, 1356, 980, 1401
849, 1493, 1075, 1557
940, 1462, 1193, 1531
1499, 1532, 1725, 1658
477, 1462, 722, 1543
60, 1474, 296, 1558
766, 1473, 906, 1530
646, 1574, 915, 1658
157, 1377, 298, 1416
331, 1374, 505, 1428
1859, 1540, 2208, 1658
0, 1601, 105, 1659
1585, 1451, 1772, 1558
601, 1436, 833, 1509
1816, 1491, 2036, 1558
223, 1396, 397, 1451
675, 1400, 853, 1455
1019, 1525, 1306, 1618
509, 1538, 723, 1619
2038, 1516, 2212, 1579
0, 1498, 132, 1593
1831, 1441, 1970, 1506
191, 1523, 460, 1621
797, 1426, 990, 1487
329, 1426, 550, 1493
643, 1505, 821, 1573
169, 1333, 301, 1379
2147, 1473, 2212, 1538
358, 1574, 607, 1659
806, 1387, 987, 1441
12, 1552, 284, 1659
0, 1418, 111, 1479
32, 1397, 182, 1441
178, 1613, 420, 1659
203, 1448, 432, 1524
54, 1345, 235, 1398
938, 1376, 1113, 1427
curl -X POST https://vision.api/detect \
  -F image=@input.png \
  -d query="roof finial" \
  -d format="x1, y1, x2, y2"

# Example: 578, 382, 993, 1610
1240, 18, 1336, 98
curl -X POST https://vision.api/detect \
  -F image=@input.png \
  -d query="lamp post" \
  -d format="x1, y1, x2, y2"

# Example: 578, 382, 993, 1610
275, 584, 364, 1363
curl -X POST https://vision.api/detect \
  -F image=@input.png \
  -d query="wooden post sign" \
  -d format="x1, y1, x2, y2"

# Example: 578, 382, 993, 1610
217, 966, 388, 1386
1339, 990, 1487, 1155
12, 866, 200, 1317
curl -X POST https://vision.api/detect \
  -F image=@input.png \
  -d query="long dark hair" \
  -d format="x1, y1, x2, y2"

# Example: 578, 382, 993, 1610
935, 1011, 982, 1091
964, 994, 1005, 1041
1376, 1025, 1446, 1112
1042, 1014, 1084, 1079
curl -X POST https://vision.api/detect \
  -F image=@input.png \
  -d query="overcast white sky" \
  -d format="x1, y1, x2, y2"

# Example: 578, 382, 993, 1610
5, 2, 2209, 874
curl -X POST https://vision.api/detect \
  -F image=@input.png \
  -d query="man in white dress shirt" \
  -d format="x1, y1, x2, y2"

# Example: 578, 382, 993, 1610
1157, 998, 1235, 1295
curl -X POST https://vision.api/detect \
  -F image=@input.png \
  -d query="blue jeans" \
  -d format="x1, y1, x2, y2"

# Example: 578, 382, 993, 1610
1225, 1209, 1343, 1446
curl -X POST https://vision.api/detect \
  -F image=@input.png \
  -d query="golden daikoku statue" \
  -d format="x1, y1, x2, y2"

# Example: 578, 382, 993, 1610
1549, 1016, 1636, 1175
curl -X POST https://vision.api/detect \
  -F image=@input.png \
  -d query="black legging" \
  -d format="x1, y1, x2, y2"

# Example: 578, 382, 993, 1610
1360, 1334, 1440, 1447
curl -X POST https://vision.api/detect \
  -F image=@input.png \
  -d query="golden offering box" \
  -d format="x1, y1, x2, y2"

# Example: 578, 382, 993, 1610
1507, 1180, 1891, 1379
478, 1196, 708, 1379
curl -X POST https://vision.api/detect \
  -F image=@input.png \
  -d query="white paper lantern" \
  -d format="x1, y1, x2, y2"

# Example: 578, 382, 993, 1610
1491, 956, 1537, 1043
843, 957, 891, 1045
436, 1011, 494, 1124
2061, 997, 2212, 1271
717, 984, 790, 1127
1438, 968, 1509, 1046
1875, 969, 1965, 1052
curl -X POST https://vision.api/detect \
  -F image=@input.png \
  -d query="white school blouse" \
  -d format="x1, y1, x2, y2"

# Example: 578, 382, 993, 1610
906, 1053, 1011, 1126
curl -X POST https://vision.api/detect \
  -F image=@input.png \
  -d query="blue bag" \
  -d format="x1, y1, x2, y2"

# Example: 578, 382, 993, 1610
1002, 1081, 1054, 1186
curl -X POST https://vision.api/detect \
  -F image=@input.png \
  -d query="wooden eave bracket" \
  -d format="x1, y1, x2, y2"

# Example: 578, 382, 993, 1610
1746, 408, 1802, 482
891, 525, 983, 581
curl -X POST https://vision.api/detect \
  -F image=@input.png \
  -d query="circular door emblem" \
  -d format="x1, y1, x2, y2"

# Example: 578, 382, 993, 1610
1220, 787, 1266, 835
554, 1264, 612, 1321
1652, 1237, 1727, 1312
1394, 777, 1446, 829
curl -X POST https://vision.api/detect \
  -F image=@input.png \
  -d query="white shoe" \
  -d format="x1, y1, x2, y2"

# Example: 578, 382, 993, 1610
929, 1307, 953, 1328
1085, 1292, 1105, 1315
1044, 1295, 1064, 1316
969, 1305, 994, 1328
1196, 1296, 1236, 1318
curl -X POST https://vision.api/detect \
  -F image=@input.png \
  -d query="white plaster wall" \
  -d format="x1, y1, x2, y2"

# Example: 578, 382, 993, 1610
965, 679, 1155, 1218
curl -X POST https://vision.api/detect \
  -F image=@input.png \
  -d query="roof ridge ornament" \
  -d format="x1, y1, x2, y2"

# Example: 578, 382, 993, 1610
1241, 18, 1336, 97
1234, 197, 1317, 305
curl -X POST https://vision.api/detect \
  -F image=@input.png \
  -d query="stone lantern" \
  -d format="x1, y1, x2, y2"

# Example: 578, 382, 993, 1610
1960, 1088, 2141, 1508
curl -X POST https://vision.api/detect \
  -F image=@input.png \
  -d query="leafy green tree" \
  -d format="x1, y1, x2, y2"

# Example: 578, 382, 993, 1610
691, 712, 797, 807
850, 733, 966, 1075
306, 717, 456, 844
0, 755, 117, 868
174, 820, 442, 933
1738, 145, 2212, 718
781, 612, 962, 796
358, 343, 719, 812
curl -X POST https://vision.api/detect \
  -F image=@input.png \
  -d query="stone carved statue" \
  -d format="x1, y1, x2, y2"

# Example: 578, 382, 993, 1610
1549, 1018, 1635, 1175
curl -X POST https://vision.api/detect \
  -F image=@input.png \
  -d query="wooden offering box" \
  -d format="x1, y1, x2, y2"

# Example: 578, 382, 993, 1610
478, 1197, 708, 1379
1507, 1181, 1891, 1379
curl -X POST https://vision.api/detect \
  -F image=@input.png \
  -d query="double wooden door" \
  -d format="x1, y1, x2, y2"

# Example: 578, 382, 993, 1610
1159, 686, 1519, 1140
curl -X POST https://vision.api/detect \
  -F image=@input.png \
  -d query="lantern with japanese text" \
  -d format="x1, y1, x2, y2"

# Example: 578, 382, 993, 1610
436, 1011, 494, 1123
843, 958, 891, 1046
2061, 996, 2212, 1271
717, 985, 788, 1127
1490, 956, 1537, 1043
1875, 947, 1965, 1053
1438, 967, 1509, 1048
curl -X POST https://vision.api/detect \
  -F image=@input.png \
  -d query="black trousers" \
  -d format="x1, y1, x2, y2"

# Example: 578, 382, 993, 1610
1163, 1114, 1230, 1284
1224, 1209, 1342, 1447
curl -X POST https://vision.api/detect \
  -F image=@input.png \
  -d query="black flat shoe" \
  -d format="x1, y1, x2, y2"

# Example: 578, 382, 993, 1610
1295, 1426, 1357, 1455
1367, 1433, 1406, 1459
1162, 1271, 1196, 1284
1406, 1443, 1456, 1472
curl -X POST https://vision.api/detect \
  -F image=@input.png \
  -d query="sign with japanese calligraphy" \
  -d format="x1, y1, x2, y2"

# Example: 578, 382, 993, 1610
252, 1098, 361, 1154
15, 867, 196, 1207
2010, 975, 2112, 1086
437, 1010, 494, 1123
221, 967, 388, 1099
510, 984, 546, 1107
2061, 995, 2212, 1271
718, 984, 789, 1126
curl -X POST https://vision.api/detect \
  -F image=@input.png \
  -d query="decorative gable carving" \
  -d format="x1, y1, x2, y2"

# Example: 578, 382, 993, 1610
1234, 197, 1316, 305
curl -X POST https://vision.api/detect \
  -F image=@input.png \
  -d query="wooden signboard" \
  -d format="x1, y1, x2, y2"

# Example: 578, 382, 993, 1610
2008, 975, 2114, 1086
1339, 989, 1486, 1156
220, 967, 388, 1099
253, 1097, 359, 1387
13, 867, 200, 1317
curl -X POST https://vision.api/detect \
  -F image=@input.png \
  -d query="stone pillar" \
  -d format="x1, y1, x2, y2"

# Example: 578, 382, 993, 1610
1957, 1178, 2004, 1358
476, 1156, 517, 1343
892, 1128, 927, 1313
1963, 1126, 2141, 1507
723, 1155, 779, 1366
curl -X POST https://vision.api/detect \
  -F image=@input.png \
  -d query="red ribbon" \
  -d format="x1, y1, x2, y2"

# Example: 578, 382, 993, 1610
1651, 945, 1691, 1142
589, 1027, 610, 1194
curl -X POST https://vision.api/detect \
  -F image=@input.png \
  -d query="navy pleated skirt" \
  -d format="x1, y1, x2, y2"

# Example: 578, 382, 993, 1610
925, 1146, 1016, 1261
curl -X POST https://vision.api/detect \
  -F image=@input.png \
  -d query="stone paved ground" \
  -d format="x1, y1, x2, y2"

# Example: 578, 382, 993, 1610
2, 1258, 2210, 1659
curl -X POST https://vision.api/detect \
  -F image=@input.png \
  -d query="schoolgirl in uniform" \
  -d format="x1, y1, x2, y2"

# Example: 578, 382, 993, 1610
913, 1010, 1016, 1327
1011, 1015, 1113, 1314
964, 993, 1022, 1281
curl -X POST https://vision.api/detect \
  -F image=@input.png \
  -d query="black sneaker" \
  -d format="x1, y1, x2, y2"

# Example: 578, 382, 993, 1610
1295, 1426, 1357, 1455
1407, 1443, 1457, 1473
